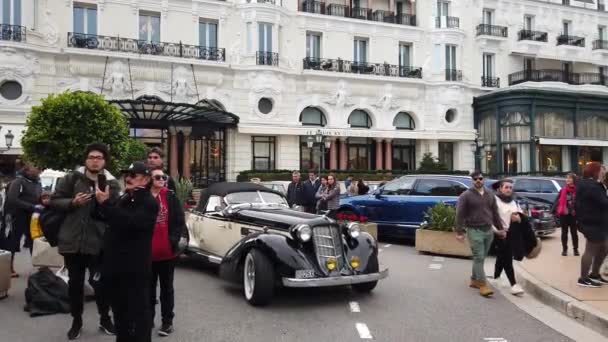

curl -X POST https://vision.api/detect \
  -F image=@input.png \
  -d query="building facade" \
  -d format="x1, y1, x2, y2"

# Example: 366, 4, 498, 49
0, 0, 606, 183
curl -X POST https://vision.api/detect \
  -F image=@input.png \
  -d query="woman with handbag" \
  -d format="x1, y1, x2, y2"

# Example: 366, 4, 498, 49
148, 167, 186, 336
574, 162, 608, 288
315, 176, 329, 214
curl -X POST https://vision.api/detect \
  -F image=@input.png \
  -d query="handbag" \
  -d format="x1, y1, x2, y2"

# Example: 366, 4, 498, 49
527, 237, 542, 259
31, 238, 64, 268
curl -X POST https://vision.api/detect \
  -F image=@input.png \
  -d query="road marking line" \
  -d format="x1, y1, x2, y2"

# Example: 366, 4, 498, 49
429, 263, 443, 270
355, 323, 373, 339
432, 256, 445, 262
383, 244, 392, 248
349, 301, 361, 313
379, 248, 384, 253
483, 338, 507, 342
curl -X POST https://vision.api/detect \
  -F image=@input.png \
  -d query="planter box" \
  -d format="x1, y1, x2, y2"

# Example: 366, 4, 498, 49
415, 229, 472, 257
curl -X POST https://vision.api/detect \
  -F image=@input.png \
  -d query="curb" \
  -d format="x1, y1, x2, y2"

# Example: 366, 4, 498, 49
514, 264, 608, 338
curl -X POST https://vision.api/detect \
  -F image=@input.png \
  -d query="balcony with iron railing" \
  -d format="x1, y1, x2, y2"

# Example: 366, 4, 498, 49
445, 69, 462, 81
508, 69, 607, 86
556, 34, 585, 47
0, 24, 26, 42
303, 57, 422, 79
593, 39, 608, 50
481, 76, 500, 88
517, 30, 548, 42
476, 24, 508, 38
67, 33, 226, 61
257, 51, 279, 66
435, 16, 460, 29
299, 1, 416, 27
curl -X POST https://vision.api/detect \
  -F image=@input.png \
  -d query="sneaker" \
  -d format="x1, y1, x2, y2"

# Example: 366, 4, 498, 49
67, 318, 83, 340
99, 316, 116, 336
158, 323, 174, 337
479, 283, 494, 297
578, 278, 602, 288
589, 274, 608, 285
510, 284, 524, 296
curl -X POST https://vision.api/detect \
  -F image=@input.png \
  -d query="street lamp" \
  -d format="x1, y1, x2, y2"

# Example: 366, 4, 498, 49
471, 132, 487, 171
306, 129, 332, 175
0, 127, 14, 153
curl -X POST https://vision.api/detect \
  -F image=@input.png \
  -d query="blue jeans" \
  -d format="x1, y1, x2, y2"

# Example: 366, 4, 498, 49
467, 228, 494, 282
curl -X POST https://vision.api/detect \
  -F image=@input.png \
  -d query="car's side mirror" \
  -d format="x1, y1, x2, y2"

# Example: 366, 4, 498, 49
373, 190, 383, 198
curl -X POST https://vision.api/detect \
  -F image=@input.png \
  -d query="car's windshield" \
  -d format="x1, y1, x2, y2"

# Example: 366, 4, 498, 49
40, 177, 54, 191
555, 179, 566, 189
224, 191, 288, 206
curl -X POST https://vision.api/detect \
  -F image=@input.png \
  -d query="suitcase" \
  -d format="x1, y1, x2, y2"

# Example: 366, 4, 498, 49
0, 249, 10, 299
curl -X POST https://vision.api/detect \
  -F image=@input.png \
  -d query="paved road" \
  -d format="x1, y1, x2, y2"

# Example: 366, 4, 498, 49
1, 241, 574, 342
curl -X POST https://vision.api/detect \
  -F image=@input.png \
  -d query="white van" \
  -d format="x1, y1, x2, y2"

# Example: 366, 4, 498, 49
40, 169, 66, 193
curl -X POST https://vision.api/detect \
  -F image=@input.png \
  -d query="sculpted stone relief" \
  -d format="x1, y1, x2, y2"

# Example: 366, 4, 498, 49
372, 84, 399, 112
0, 48, 39, 105
323, 80, 353, 109
159, 66, 198, 103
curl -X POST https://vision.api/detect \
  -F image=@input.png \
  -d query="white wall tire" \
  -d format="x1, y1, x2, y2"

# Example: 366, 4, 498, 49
243, 249, 275, 306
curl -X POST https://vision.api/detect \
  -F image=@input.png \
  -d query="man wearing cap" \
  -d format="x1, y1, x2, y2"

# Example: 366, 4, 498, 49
51, 143, 121, 340
96, 161, 159, 342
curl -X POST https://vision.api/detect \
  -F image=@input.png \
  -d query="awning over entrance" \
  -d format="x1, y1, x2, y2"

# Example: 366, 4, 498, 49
109, 96, 239, 127
538, 137, 608, 147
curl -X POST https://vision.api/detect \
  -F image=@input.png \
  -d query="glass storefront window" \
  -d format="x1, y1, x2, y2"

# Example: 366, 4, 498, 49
503, 143, 531, 174
538, 145, 562, 172
481, 145, 498, 175
348, 137, 370, 170
577, 114, 608, 139
478, 113, 497, 145
438, 142, 453, 170
300, 136, 329, 171
500, 111, 530, 142
535, 111, 574, 138
392, 139, 415, 171
251, 136, 275, 171
578, 146, 603, 173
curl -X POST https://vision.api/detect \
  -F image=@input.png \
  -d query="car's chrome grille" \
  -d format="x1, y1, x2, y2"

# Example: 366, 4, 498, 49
313, 225, 345, 273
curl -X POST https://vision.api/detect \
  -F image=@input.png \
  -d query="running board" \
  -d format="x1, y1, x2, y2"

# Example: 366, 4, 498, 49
190, 249, 223, 264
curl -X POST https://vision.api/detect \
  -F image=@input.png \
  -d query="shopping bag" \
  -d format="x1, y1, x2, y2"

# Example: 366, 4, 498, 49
55, 266, 96, 297
31, 238, 64, 268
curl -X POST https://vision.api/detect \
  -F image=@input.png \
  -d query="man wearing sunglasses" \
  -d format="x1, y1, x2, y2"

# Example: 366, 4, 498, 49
96, 161, 159, 342
454, 171, 505, 297
51, 143, 121, 340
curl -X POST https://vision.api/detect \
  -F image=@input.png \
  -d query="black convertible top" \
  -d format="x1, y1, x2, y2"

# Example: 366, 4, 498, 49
197, 182, 284, 212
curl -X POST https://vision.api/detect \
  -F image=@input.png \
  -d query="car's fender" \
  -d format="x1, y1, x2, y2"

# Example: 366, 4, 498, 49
344, 231, 379, 273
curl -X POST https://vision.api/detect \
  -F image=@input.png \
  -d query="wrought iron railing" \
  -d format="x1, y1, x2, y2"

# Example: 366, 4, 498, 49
556, 34, 585, 47
481, 76, 500, 88
257, 51, 279, 66
394, 14, 416, 26
303, 57, 422, 79
508, 69, 607, 86
517, 30, 548, 42
351, 7, 371, 20
67, 33, 226, 61
301, 0, 325, 14
0, 24, 26, 42
476, 24, 508, 37
436, 16, 459, 29
445, 69, 462, 81
593, 39, 608, 50
372, 10, 394, 23
327, 3, 349, 17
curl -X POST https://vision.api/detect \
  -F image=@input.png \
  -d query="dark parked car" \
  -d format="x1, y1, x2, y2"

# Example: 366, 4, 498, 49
511, 176, 565, 206
184, 182, 388, 306
337, 175, 555, 239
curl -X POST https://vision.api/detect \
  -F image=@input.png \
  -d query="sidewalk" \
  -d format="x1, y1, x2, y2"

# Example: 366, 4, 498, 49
515, 233, 608, 337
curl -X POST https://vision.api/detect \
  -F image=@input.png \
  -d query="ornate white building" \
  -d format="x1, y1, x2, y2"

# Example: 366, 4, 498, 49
0, 0, 607, 182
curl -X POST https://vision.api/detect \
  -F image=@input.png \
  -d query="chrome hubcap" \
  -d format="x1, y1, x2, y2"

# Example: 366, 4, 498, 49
244, 253, 255, 299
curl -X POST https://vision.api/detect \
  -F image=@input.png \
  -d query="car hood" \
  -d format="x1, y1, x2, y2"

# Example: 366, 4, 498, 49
232, 208, 334, 230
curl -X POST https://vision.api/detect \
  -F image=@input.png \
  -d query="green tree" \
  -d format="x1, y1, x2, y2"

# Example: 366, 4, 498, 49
417, 152, 448, 172
22, 91, 130, 173
116, 138, 148, 172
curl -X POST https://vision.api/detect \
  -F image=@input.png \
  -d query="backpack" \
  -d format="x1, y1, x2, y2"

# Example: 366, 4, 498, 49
24, 267, 70, 317
39, 174, 72, 247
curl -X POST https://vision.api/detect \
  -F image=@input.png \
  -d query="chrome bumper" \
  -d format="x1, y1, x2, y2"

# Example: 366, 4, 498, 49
282, 268, 389, 288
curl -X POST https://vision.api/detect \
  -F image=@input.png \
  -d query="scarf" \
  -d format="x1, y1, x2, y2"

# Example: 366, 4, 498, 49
496, 192, 514, 203
557, 185, 576, 217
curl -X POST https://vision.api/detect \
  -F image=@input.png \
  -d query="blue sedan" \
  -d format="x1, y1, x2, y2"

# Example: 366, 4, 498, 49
337, 175, 496, 239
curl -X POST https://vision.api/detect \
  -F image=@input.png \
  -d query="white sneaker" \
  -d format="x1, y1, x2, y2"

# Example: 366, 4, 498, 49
510, 284, 524, 296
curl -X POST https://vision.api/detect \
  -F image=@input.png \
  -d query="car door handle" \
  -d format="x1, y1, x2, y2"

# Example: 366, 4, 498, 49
218, 224, 227, 229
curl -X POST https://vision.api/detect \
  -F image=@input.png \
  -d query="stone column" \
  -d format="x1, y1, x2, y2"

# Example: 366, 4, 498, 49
168, 126, 179, 178
375, 139, 384, 170
384, 139, 393, 170
389, 0, 395, 12
329, 138, 338, 171
339, 137, 348, 170
181, 127, 193, 180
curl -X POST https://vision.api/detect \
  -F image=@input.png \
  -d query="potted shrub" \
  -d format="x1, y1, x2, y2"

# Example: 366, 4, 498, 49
415, 202, 472, 257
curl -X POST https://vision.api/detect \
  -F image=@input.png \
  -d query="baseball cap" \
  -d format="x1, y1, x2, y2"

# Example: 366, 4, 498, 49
120, 161, 150, 176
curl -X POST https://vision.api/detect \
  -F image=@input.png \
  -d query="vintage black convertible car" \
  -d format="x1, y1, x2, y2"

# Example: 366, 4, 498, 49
183, 182, 388, 306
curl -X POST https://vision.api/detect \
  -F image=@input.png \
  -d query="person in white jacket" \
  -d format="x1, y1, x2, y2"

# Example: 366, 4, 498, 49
492, 179, 525, 296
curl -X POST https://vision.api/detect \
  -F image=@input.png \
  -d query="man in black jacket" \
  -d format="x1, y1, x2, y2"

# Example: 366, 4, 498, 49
96, 161, 159, 342
303, 171, 321, 213
146, 147, 176, 191
286, 171, 306, 209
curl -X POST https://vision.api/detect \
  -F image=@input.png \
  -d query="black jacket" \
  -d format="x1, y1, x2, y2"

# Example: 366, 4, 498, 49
5, 174, 42, 216
100, 188, 159, 276
164, 190, 186, 253
303, 179, 321, 207
286, 181, 306, 208
574, 178, 608, 242
507, 214, 537, 261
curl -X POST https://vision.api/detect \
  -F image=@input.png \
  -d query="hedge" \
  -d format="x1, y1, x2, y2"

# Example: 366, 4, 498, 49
236, 169, 470, 182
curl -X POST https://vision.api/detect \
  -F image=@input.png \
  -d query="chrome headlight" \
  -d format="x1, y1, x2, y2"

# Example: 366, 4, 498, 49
347, 222, 361, 238
294, 224, 312, 242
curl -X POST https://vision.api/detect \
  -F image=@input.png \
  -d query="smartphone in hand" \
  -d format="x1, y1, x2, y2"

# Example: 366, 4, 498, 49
97, 174, 107, 191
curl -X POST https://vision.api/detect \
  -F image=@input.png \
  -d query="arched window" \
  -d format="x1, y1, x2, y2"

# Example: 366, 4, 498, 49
300, 107, 327, 126
348, 109, 372, 128
393, 112, 415, 130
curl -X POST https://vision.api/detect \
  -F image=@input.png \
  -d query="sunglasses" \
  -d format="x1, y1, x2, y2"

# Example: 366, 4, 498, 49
473, 177, 484, 181
153, 175, 168, 181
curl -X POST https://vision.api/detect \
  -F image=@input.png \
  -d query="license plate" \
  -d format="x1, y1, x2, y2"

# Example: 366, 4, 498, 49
295, 269, 316, 279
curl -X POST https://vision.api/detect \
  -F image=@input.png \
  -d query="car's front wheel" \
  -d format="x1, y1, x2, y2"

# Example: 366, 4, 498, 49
243, 249, 275, 306
352, 256, 379, 293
